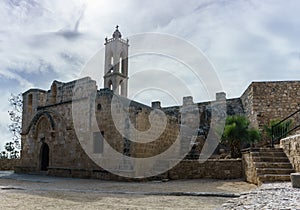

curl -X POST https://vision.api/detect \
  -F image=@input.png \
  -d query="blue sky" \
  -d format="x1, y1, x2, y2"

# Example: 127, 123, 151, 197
0, 0, 300, 149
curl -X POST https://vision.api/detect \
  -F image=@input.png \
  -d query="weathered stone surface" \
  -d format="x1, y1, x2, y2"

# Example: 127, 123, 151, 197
241, 81, 300, 146
280, 134, 300, 172
168, 159, 243, 180
0, 159, 20, 170
291, 173, 300, 188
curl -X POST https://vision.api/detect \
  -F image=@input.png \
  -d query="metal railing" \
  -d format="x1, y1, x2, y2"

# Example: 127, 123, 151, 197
271, 109, 300, 147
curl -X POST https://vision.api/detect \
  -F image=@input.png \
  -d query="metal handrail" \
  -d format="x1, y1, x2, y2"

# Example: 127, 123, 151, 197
271, 109, 300, 147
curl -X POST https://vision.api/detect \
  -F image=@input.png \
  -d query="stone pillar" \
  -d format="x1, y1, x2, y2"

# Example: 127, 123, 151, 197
216, 92, 226, 101
183, 96, 194, 106
151, 101, 161, 109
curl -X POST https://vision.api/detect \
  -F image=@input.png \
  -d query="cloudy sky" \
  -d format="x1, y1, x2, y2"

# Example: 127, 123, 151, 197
0, 0, 300, 149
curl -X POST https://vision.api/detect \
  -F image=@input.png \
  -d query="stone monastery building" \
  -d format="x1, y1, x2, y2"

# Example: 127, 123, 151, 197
17, 27, 300, 180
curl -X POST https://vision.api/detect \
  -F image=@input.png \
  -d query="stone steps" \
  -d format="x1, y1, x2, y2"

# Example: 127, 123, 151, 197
251, 148, 284, 153
249, 148, 295, 184
254, 162, 293, 169
252, 156, 291, 162
256, 168, 295, 175
251, 151, 288, 157
258, 174, 291, 183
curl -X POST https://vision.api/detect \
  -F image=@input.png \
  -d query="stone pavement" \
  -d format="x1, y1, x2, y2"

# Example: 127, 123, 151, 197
0, 171, 256, 195
0, 171, 256, 209
2, 171, 299, 209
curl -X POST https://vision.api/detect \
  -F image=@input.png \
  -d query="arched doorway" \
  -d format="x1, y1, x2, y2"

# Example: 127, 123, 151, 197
40, 143, 49, 171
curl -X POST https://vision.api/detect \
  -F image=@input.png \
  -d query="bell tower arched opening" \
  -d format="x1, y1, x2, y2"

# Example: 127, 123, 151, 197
118, 81, 122, 95
108, 80, 113, 90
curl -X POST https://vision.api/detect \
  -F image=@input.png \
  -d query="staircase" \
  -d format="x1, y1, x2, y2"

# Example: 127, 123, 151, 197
244, 148, 295, 185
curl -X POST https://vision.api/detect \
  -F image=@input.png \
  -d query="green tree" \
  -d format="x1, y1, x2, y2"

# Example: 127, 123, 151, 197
0, 93, 22, 159
222, 115, 261, 158
8, 93, 22, 150
0, 151, 8, 159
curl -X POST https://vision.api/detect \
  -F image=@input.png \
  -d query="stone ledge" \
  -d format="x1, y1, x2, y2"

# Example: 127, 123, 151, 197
291, 173, 300, 188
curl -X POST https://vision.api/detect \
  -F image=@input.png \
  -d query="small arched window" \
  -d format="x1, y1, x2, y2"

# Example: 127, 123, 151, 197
28, 94, 33, 112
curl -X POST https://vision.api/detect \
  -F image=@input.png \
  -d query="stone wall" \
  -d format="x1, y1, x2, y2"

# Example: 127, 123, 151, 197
242, 150, 258, 184
20, 76, 300, 180
168, 159, 243, 180
280, 134, 300, 172
241, 81, 300, 146
242, 81, 300, 129
20, 77, 100, 172
0, 159, 20, 170
94, 91, 180, 158
18, 75, 246, 178
26, 159, 243, 181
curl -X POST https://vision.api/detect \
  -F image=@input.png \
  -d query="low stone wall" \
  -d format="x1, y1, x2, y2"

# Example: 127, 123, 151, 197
280, 134, 300, 172
0, 159, 20, 170
16, 159, 243, 181
168, 159, 243, 180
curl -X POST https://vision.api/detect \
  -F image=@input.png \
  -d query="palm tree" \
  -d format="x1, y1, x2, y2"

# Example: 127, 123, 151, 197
222, 115, 261, 158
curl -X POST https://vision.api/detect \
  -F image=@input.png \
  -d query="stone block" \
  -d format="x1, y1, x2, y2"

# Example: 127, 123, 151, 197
291, 173, 300, 188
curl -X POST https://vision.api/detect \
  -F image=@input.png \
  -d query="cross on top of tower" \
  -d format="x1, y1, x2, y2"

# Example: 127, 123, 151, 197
112, 25, 122, 38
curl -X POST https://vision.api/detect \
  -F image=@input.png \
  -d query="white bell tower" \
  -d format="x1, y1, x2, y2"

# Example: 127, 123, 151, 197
104, 25, 129, 97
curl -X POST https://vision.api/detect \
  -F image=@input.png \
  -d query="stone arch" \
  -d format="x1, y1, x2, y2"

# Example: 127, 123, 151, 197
29, 115, 53, 172
23, 111, 56, 135
23, 110, 68, 145
21, 110, 68, 172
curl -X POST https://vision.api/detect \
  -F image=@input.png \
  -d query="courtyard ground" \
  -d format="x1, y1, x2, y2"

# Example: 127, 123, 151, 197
0, 171, 256, 209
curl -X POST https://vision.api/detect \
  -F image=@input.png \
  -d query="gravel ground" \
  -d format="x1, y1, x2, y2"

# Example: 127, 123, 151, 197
221, 182, 300, 210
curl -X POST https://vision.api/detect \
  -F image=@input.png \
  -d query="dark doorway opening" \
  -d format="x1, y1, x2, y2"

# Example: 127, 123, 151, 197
41, 143, 49, 171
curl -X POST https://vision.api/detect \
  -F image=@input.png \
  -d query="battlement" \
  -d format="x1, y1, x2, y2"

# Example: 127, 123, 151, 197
105, 37, 129, 45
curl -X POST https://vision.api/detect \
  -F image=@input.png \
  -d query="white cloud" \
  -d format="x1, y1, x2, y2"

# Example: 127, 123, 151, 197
0, 0, 300, 147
